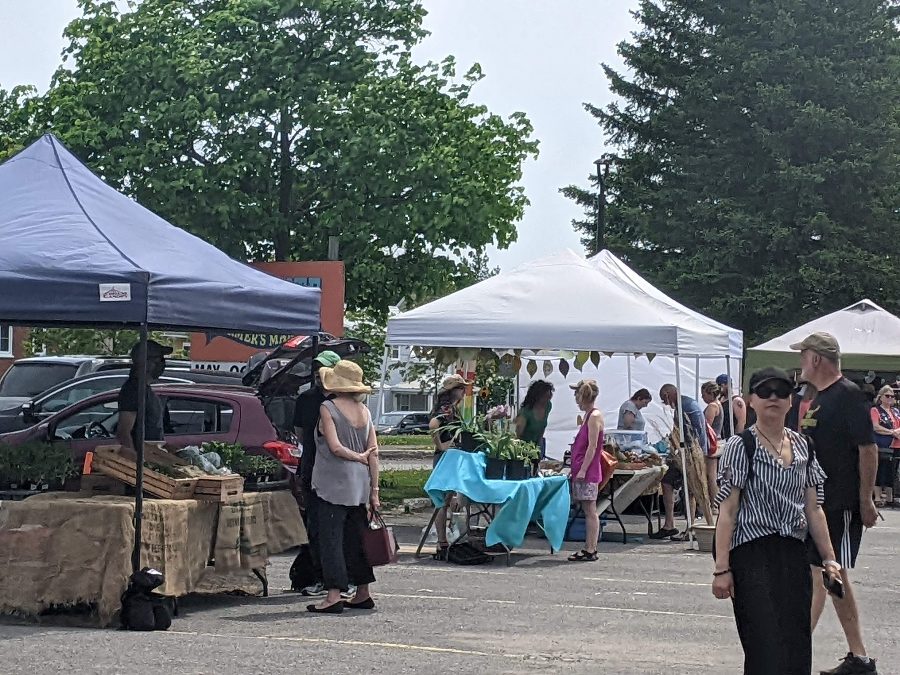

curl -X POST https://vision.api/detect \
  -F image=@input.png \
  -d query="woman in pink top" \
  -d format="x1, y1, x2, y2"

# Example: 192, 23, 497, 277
568, 379, 605, 562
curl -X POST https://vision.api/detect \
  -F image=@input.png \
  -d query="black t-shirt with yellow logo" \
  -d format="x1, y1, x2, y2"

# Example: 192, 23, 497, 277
800, 377, 873, 511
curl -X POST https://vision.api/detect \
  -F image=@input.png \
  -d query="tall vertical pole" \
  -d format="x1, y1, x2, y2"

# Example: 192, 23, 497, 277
375, 345, 390, 420
674, 355, 694, 545
725, 356, 734, 438
131, 323, 149, 573
594, 159, 607, 254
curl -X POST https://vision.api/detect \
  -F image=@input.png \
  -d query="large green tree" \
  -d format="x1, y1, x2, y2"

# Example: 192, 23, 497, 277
566, 0, 900, 341
11, 0, 536, 315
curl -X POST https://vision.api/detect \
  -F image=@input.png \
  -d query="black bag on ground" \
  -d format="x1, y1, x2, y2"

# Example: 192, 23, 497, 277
289, 544, 318, 591
446, 541, 492, 565
121, 567, 171, 631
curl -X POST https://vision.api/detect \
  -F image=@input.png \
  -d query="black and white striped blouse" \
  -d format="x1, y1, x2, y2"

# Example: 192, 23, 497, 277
715, 427, 826, 551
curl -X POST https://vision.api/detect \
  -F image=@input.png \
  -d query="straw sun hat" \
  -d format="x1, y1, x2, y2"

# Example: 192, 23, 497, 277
319, 360, 372, 394
438, 373, 472, 395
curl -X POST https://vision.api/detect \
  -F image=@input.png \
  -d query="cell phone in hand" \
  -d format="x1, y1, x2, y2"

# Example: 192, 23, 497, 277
822, 571, 844, 599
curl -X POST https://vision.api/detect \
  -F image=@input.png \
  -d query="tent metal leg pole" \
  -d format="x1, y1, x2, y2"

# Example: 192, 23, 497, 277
132, 323, 149, 574
694, 356, 701, 401
673, 355, 694, 546
725, 356, 734, 437
375, 345, 390, 421
626, 355, 633, 399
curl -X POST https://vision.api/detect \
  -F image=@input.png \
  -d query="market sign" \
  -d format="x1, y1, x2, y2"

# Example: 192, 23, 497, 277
189, 261, 344, 367
204, 332, 294, 350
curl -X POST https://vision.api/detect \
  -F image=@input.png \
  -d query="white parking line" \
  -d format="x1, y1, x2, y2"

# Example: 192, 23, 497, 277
375, 592, 728, 619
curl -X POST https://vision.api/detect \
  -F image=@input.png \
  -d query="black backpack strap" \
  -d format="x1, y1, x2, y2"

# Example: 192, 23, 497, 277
737, 429, 756, 483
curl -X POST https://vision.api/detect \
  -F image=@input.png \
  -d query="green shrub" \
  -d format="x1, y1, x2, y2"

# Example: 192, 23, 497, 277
377, 435, 433, 446
378, 469, 430, 506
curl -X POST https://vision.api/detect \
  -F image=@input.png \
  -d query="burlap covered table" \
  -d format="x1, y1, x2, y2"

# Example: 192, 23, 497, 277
0, 490, 306, 625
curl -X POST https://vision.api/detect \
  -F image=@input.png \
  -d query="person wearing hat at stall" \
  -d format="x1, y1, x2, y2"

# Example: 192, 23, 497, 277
116, 339, 173, 452
716, 373, 747, 440
713, 366, 839, 675
795, 332, 879, 675
427, 373, 472, 559
290, 349, 342, 596
308, 359, 379, 614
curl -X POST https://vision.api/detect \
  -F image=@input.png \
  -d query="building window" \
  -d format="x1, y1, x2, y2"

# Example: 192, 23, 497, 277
394, 393, 429, 412
0, 324, 12, 357
390, 346, 400, 360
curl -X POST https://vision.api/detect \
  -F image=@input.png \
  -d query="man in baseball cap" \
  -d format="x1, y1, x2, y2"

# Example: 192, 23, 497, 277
715, 374, 746, 439
790, 331, 842, 361
794, 331, 879, 673
116, 339, 173, 451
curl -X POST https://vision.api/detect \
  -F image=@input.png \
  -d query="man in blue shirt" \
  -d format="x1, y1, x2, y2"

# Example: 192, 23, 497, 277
649, 384, 707, 539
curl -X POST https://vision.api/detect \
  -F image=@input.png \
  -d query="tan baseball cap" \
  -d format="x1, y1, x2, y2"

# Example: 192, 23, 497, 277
789, 332, 841, 358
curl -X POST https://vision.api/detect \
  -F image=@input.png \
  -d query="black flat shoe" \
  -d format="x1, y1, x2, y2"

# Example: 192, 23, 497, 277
649, 527, 678, 540
307, 601, 345, 614
346, 597, 375, 610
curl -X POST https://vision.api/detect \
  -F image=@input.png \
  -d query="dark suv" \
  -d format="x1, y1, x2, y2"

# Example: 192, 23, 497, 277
380, 412, 431, 435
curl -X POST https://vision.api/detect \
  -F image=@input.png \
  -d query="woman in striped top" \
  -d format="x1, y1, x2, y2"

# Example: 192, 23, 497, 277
712, 367, 842, 675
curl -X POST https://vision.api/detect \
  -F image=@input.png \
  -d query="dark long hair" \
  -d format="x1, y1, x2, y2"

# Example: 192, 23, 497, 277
431, 390, 458, 417
522, 380, 554, 410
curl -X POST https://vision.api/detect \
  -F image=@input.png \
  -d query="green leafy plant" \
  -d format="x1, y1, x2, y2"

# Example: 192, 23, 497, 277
0, 442, 76, 487
201, 442, 280, 478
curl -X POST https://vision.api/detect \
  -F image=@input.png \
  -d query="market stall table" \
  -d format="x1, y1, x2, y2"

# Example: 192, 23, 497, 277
592, 465, 666, 544
418, 450, 570, 561
0, 490, 306, 626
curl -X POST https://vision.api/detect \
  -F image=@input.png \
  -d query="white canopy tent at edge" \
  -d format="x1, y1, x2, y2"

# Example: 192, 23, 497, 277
385, 249, 743, 535
747, 299, 900, 375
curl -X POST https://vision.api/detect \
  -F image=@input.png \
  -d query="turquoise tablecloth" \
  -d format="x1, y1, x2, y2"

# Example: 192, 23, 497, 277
424, 449, 570, 552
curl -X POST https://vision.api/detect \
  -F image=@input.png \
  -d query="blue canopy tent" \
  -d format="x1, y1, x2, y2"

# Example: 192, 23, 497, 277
0, 134, 322, 570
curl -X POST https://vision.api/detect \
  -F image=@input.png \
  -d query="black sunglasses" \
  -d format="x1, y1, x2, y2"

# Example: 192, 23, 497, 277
753, 381, 793, 399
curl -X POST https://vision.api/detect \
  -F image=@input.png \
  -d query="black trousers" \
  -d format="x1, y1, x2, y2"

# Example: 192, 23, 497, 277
316, 498, 376, 592
731, 535, 812, 675
302, 488, 324, 583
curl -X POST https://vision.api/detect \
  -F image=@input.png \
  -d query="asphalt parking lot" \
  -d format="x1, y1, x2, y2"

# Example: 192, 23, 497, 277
1, 510, 897, 675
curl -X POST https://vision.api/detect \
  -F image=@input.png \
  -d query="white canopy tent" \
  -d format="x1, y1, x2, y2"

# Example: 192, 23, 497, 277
747, 299, 900, 374
385, 249, 743, 534
589, 250, 743, 359
387, 250, 735, 357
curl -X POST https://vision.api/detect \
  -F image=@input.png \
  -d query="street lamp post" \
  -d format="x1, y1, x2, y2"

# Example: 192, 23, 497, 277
594, 158, 610, 254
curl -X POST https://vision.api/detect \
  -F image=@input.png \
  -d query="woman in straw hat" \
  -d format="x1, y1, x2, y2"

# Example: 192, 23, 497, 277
308, 360, 380, 614
427, 373, 471, 559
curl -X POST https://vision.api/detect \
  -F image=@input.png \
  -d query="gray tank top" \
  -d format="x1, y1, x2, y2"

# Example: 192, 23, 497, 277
709, 403, 724, 438
311, 400, 372, 507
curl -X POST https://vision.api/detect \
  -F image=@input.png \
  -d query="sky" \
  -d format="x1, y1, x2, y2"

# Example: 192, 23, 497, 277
0, 0, 641, 272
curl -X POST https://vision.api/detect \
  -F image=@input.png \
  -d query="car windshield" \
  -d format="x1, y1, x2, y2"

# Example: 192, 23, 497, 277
0, 363, 79, 398
378, 412, 408, 427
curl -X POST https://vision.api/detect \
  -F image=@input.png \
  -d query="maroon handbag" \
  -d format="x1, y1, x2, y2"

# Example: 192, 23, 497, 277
362, 511, 399, 566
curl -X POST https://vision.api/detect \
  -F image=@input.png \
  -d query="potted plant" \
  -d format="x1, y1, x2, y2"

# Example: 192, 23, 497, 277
504, 440, 540, 481
436, 416, 486, 452
476, 428, 517, 480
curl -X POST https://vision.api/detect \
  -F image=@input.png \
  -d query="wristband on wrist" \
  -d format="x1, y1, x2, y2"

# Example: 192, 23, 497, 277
713, 569, 732, 577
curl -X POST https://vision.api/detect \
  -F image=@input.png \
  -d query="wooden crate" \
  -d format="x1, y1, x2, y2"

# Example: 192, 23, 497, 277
193, 475, 244, 503
91, 445, 197, 500
79, 473, 128, 496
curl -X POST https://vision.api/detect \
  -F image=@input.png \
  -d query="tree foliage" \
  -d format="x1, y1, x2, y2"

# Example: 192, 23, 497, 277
565, 0, 900, 341
5, 0, 536, 317
24, 328, 181, 358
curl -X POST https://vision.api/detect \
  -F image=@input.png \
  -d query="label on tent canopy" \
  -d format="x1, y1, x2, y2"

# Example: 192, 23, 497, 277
98, 283, 132, 302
